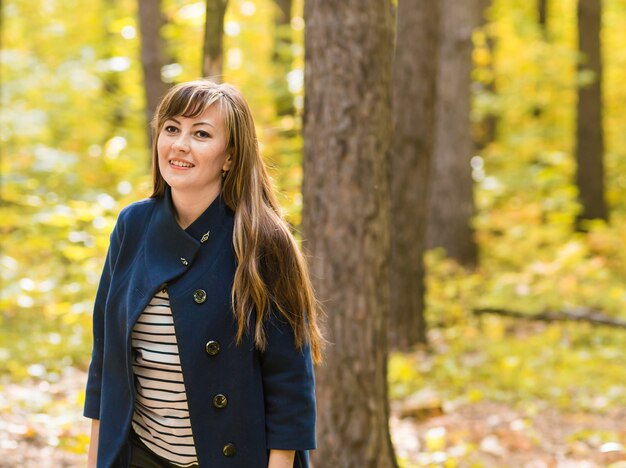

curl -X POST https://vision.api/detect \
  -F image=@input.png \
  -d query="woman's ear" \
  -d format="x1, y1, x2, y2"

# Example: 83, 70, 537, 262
222, 153, 233, 172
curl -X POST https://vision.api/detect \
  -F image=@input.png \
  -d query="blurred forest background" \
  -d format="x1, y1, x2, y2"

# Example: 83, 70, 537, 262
1, 0, 626, 466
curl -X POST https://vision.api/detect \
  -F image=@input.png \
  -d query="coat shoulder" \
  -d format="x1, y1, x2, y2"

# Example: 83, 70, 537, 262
108, 197, 157, 253
114, 197, 157, 233
119, 197, 157, 223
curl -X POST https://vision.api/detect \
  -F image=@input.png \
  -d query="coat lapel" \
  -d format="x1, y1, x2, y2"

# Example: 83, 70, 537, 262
135, 186, 233, 322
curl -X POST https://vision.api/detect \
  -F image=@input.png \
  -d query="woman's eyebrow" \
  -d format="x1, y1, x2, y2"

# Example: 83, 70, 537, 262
167, 117, 215, 128
193, 121, 215, 128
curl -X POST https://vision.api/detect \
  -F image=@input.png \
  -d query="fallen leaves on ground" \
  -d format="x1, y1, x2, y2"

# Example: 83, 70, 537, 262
1, 368, 625, 467
392, 398, 626, 467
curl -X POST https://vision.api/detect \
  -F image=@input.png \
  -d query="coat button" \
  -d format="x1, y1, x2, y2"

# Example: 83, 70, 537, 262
193, 289, 207, 304
205, 340, 220, 356
180, 257, 189, 266
222, 443, 236, 457
213, 393, 228, 408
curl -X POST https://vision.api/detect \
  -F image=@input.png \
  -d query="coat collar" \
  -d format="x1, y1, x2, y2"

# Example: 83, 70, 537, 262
144, 186, 232, 291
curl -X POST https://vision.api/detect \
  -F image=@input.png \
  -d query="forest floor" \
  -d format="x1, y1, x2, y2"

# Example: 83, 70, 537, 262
0, 368, 625, 467
392, 399, 626, 467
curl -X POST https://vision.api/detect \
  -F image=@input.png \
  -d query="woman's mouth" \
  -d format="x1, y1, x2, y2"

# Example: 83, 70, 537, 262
170, 159, 195, 168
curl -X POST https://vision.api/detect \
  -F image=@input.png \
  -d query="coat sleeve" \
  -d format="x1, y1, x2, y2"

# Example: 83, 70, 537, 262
83, 210, 125, 420
260, 311, 317, 450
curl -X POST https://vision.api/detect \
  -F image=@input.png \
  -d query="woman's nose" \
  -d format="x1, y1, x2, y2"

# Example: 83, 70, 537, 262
172, 133, 191, 152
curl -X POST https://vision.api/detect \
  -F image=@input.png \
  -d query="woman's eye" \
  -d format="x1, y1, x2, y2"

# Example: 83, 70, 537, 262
164, 125, 178, 133
196, 130, 210, 138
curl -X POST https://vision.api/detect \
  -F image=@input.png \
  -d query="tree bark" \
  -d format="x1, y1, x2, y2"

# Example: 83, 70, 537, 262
575, 0, 607, 226
202, 0, 228, 80
427, 0, 480, 267
302, 1, 397, 466
137, 0, 168, 145
389, 0, 440, 349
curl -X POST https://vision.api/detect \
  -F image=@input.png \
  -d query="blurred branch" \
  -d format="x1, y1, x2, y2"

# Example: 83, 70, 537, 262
473, 307, 626, 329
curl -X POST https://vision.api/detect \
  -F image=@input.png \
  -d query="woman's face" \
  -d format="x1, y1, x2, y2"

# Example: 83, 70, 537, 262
157, 103, 232, 197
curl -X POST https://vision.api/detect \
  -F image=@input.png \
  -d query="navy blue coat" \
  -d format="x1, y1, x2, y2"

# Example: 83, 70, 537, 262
84, 188, 316, 467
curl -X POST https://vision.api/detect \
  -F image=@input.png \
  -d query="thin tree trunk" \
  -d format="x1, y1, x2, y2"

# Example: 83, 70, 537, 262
0, 0, 3, 51
538, 0, 548, 33
302, 0, 397, 466
101, 0, 125, 136
272, 0, 294, 117
202, 0, 228, 80
389, 0, 439, 349
427, 0, 480, 267
475, 0, 497, 149
575, 0, 607, 226
137, 0, 168, 146
1, 0, 4, 94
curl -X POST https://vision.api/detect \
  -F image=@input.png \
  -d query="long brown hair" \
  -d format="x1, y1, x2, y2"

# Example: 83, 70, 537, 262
150, 80, 323, 363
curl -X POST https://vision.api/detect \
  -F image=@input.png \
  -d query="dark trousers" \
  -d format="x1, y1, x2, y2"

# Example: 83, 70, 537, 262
129, 430, 198, 468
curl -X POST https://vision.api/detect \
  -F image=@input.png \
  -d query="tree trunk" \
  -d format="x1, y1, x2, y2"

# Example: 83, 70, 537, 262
272, 0, 294, 116
0, 0, 3, 51
302, 1, 397, 466
538, 0, 548, 33
202, 0, 228, 80
575, 0, 607, 226
137, 0, 168, 146
474, 0, 497, 149
389, 0, 439, 349
101, 0, 126, 136
427, 0, 480, 267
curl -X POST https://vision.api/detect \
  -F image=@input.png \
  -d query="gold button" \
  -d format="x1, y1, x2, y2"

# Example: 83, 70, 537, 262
213, 394, 228, 408
222, 443, 236, 457
180, 257, 189, 266
205, 340, 220, 355
193, 289, 207, 304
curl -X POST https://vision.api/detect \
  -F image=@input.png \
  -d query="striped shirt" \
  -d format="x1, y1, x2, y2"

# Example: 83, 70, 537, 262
131, 289, 198, 467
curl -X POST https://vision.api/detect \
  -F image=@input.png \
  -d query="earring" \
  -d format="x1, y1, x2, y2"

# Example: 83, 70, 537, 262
221, 170, 229, 179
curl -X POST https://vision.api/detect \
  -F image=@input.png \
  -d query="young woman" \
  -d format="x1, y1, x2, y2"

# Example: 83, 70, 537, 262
84, 80, 323, 468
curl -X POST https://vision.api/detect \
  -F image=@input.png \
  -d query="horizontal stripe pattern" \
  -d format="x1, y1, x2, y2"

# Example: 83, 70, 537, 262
131, 290, 198, 467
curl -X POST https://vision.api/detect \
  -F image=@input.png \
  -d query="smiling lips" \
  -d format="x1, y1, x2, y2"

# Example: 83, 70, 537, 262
170, 159, 195, 168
